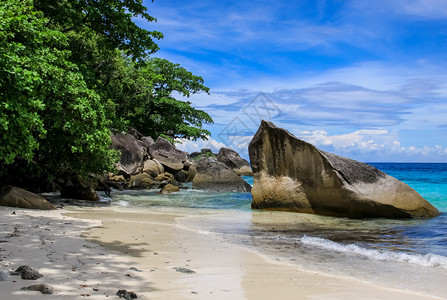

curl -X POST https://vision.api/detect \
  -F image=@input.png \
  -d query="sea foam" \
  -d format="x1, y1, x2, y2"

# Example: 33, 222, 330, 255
301, 235, 447, 269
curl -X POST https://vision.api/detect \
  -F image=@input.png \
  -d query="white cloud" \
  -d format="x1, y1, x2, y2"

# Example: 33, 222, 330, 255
298, 129, 447, 160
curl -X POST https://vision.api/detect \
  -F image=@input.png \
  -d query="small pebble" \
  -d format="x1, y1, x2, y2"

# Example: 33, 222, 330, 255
116, 289, 137, 299
174, 267, 196, 274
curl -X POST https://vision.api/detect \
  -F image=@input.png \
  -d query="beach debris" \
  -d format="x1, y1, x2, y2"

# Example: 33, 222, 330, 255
174, 267, 196, 274
116, 289, 137, 299
21, 283, 54, 294
0, 270, 11, 281
10, 265, 43, 280
128, 267, 142, 272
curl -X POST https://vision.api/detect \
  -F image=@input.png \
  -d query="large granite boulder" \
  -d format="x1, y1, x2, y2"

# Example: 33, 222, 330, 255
128, 173, 153, 189
140, 136, 155, 149
142, 159, 164, 177
192, 158, 251, 192
111, 133, 145, 175
148, 137, 188, 171
0, 186, 56, 210
217, 148, 253, 176
249, 121, 440, 219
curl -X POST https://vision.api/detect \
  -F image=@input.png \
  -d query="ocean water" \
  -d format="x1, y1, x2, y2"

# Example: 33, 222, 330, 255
110, 163, 447, 297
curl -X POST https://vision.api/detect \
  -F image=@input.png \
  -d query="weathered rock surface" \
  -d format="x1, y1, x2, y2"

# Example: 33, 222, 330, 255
186, 162, 197, 182
111, 133, 145, 175
159, 183, 180, 194
192, 158, 251, 192
11, 266, 43, 280
116, 289, 137, 299
108, 175, 127, 182
142, 159, 164, 177
217, 148, 253, 176
172, 170, 187, 182
148, 137, 188, 171
21, 283, 54, 294
127, 173, 153, 189
249, 121, 440, 219
155, 172, 175, 183
0, 186, 55, 210
140, 136, 155, 149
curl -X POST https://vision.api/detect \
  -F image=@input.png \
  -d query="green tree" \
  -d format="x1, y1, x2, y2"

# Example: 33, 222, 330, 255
0, 0, 213, 188
0, 0, 117, 181
33, 0, 163, 59
35, 0, 213, 140
109, 57, 213, 140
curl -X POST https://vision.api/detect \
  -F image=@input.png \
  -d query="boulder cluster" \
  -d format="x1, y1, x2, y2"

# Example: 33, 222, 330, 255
101, 132, 252, 195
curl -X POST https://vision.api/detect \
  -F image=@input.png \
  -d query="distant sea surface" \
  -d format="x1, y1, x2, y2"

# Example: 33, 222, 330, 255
111, 163, 447, 298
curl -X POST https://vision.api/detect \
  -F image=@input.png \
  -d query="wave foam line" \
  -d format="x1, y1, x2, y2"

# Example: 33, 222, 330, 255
301, 235, 447, 268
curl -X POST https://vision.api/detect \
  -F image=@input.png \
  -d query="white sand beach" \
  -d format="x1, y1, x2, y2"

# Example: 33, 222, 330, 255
0, 206, 444, 300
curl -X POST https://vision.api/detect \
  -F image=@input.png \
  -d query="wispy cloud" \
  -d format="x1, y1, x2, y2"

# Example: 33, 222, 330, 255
298, 129, 447, 162
142, 0, 447, 161
350, 0, 447, 19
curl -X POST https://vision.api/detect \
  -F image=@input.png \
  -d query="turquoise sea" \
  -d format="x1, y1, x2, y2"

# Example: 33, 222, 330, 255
109, 163, 447, 298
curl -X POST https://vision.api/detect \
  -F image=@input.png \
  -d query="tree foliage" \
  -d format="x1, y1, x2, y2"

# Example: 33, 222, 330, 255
0, 0, 117, 180
0, 0, 213, 185
110, 57, 212, 140
34, 0, 163, 59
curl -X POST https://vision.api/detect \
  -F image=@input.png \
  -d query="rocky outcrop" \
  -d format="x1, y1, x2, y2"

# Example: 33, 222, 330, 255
111, 133, 145, 175
142, 159, 164, 177
249, 121, 440, 219
0, 186, 56, 210
217, 148, 253, 176
140, 136, 155, 149
127, 173, 153, 189
192, 158, 251, 192
148, 137, 188, 171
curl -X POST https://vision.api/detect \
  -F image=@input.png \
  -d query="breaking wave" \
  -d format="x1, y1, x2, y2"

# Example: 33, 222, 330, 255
301, 235, 447, 268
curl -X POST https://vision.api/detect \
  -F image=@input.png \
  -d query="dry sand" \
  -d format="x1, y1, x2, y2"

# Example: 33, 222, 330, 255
0, 206, 444, 299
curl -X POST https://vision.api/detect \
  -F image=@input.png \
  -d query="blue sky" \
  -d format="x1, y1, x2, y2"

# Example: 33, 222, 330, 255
139, 0, 447, 162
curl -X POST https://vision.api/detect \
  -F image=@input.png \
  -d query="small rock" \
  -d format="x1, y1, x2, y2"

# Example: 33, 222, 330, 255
11, 265, 43, 280
174, 267, 196, 274
159, 184, 179, 194
116, 289, 137, 299
21, 283, 54, 294
128, 267, 142, 272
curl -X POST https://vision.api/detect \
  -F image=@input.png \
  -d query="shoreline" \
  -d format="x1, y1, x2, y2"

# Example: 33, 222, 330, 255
0, 206, 445, 299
